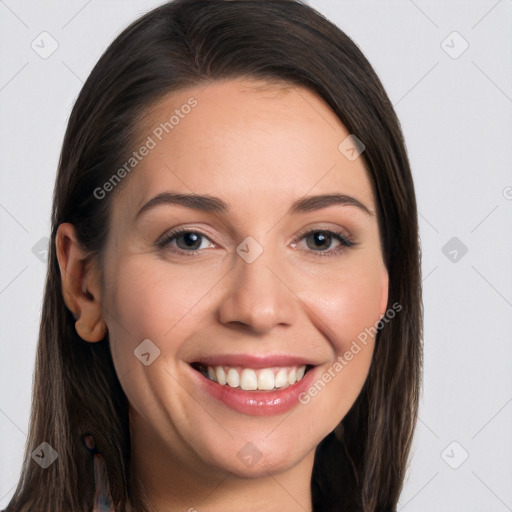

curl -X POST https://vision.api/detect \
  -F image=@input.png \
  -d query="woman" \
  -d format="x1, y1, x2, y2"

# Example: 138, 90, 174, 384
4, 0, 422, 511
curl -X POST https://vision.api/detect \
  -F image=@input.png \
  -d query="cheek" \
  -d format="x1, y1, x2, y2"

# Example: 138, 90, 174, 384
297, 257, 385, 414
103, 256, 219, 386
299, 271, 381, 422
309, 259, 384, 353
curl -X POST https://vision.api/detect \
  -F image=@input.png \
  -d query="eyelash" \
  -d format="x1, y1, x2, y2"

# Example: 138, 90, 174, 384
155, 227, 357, 257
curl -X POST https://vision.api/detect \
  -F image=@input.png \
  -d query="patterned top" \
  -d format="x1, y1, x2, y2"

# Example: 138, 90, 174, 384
83, 434, 116, 512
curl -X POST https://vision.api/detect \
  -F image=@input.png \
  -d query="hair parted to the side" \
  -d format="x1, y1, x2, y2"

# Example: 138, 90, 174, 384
5, 1, 422, 511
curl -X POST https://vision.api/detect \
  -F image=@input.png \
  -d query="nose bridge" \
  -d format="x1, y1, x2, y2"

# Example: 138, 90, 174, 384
217, 236, 296, 332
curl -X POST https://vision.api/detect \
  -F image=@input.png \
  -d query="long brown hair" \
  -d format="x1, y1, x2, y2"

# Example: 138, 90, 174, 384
5, 1, 422, 511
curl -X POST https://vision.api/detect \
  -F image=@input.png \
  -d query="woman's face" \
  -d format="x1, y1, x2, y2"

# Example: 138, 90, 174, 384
100, 78, 388, 480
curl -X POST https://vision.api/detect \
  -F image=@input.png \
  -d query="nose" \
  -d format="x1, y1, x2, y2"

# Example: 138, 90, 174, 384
217, 243, 297, 334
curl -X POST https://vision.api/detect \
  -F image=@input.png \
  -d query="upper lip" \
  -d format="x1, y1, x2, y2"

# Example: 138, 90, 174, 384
188, 353, 317, 369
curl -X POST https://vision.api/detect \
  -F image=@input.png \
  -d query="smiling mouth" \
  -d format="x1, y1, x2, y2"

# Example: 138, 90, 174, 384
190, 363, 314, 391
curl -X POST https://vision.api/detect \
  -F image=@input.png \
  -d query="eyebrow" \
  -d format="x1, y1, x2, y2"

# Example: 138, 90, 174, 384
135, 192, 374, 219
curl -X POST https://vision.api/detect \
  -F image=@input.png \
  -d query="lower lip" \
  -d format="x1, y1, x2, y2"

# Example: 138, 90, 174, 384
190, 365, 317, 416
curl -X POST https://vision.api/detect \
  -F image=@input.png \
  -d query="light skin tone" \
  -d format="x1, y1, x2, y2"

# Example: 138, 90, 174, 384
56, 78, 388, 512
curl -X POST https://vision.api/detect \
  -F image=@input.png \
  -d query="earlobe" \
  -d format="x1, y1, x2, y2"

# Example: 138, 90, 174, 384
56, 223, 107, 343
75, 314, 107, 342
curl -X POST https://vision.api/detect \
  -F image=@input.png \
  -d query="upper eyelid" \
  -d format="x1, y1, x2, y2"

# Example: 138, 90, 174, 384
155, 227, 216, 248
292, 224, 353, 243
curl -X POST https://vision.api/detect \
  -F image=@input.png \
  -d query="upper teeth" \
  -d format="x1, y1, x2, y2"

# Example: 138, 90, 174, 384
204, 365, 307, 391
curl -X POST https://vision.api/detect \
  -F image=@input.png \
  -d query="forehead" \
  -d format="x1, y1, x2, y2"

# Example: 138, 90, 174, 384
114, 78, 375, 222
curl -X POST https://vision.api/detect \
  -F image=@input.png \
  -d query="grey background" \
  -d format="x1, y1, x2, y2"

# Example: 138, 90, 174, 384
1, 0, 511, 510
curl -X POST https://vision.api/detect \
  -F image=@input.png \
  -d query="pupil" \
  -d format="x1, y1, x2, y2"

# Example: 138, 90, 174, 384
182, 232, 200, 249
312, 232, 330, 250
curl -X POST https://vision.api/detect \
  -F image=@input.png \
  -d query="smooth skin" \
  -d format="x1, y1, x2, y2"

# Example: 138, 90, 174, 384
57, 78, 389, 512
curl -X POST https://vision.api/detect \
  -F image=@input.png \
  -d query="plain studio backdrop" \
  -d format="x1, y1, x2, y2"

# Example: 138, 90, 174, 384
1, 1, 511, 510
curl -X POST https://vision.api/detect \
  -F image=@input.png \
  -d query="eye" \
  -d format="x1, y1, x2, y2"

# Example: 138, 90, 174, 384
156, 227, 356, 257
291, 229, 356, 257
155, 228, 215, 255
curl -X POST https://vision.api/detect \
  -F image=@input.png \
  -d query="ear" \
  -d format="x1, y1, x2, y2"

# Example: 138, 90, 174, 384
55, 222, 107, 342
